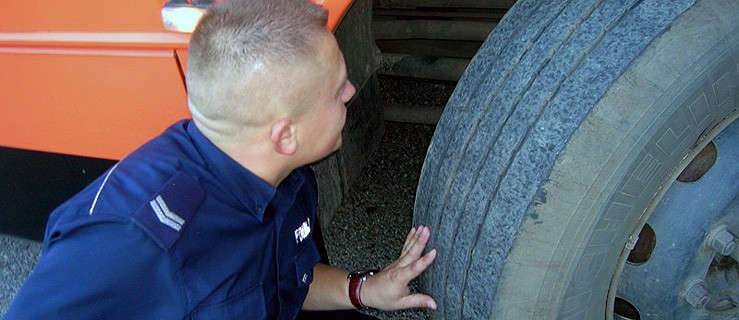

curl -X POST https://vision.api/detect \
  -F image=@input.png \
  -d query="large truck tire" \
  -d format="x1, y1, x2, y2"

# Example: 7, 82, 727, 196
413, 0, 738, 319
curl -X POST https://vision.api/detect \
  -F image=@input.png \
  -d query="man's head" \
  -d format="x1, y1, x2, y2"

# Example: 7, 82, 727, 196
186, 0, 355, 184
186, 0, 328, 128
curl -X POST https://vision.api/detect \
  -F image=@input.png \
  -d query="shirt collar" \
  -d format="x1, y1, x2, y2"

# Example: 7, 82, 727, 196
186, 120, 276, 222
271, 168, 306, 217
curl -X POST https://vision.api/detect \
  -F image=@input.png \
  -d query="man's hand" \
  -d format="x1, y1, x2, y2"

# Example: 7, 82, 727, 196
361, 225, 438, 311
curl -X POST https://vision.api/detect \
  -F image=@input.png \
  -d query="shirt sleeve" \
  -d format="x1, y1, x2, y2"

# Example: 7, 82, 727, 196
4, 220, 188, 320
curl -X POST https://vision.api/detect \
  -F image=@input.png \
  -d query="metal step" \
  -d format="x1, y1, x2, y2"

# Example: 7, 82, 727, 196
372, 1, 513, 81
372, 1, 514, 124
374, 0, 516, 10
373, 19, 497, 42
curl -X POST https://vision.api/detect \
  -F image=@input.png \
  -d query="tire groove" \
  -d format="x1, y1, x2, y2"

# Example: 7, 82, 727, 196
416, 0, 541, 222
462, 0, 670, 317
434, 1, 578, 317
454, 0, 617, 316
414, 1, 551, 313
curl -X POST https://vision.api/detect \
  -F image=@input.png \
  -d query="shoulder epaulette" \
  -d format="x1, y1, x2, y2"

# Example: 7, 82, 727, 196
132, 172, 205, 250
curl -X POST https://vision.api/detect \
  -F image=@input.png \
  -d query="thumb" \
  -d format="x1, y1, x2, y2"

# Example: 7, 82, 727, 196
396, 293, 437, 311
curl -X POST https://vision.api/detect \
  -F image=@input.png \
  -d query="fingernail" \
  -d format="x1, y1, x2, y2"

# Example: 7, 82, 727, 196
428, 301, 437, 310
424, 249, 437, 262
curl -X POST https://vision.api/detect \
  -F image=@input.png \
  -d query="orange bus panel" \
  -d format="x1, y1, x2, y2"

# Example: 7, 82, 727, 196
0, 0, 353, 160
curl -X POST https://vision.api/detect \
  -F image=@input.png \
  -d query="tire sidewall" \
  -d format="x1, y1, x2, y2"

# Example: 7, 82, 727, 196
491, 1, 739, 318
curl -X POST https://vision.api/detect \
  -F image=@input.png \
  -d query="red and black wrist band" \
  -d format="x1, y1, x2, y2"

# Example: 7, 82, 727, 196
347, 270, 379, 309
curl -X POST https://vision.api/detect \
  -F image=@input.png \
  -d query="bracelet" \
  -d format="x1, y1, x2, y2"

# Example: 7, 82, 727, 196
347, 270, 378, 309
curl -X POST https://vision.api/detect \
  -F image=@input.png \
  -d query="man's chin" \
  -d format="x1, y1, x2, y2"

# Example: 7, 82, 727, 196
331, 137, 343, 152
310, 139, 343, 164
335, 139, 343, 150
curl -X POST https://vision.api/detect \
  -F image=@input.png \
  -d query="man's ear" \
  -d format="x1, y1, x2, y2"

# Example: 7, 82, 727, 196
270, 117, 297, 156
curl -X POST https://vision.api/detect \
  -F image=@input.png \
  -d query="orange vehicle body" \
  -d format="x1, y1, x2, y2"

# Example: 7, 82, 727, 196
0, 0, 353, 160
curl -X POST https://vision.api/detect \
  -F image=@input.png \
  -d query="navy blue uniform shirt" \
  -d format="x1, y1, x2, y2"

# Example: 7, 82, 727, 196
5, 120, 321, 319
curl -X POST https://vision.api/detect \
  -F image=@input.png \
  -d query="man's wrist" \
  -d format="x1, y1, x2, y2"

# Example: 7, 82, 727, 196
347, 270, 378, 309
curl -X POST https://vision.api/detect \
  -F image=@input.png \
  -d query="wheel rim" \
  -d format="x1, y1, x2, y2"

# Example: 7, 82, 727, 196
612, 114, 739, 319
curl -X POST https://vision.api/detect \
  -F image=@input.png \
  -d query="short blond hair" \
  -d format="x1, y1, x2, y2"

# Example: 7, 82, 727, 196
186, 0, 328, 126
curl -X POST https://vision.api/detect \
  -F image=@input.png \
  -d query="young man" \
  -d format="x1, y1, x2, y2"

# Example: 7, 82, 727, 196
4, 0, 437, 318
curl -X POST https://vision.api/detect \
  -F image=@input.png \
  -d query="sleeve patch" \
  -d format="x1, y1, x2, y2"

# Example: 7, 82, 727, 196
132, 172, 205, 250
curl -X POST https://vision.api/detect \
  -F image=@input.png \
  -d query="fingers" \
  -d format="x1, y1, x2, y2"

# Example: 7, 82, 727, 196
400, 227, 417, 255
396, 249, 436, 282
366, 225, 438, 312
398, 226, 431, 268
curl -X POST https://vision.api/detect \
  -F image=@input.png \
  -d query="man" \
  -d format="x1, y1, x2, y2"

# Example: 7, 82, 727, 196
4, 0, 437, 318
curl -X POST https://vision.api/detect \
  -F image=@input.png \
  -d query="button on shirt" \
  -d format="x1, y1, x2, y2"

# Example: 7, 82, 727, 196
4, 120, 321, 320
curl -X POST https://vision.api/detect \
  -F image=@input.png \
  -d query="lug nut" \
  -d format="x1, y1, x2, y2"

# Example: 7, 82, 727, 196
707, 225, 737, 256
711, 229, 737, 256
683, 280, 710, 309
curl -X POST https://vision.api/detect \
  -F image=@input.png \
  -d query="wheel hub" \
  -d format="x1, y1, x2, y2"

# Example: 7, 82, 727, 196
614, 117, 739, 320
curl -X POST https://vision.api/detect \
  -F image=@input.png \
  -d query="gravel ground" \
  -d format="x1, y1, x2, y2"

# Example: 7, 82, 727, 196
322, 76, 452, 320
0, 236, 41, 317
378, 76, 455, 107
325, 121, 436, 320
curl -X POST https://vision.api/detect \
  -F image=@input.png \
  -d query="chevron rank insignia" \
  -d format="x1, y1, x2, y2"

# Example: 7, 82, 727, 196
149, 195, 185, 231
133, 172, 205, 250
